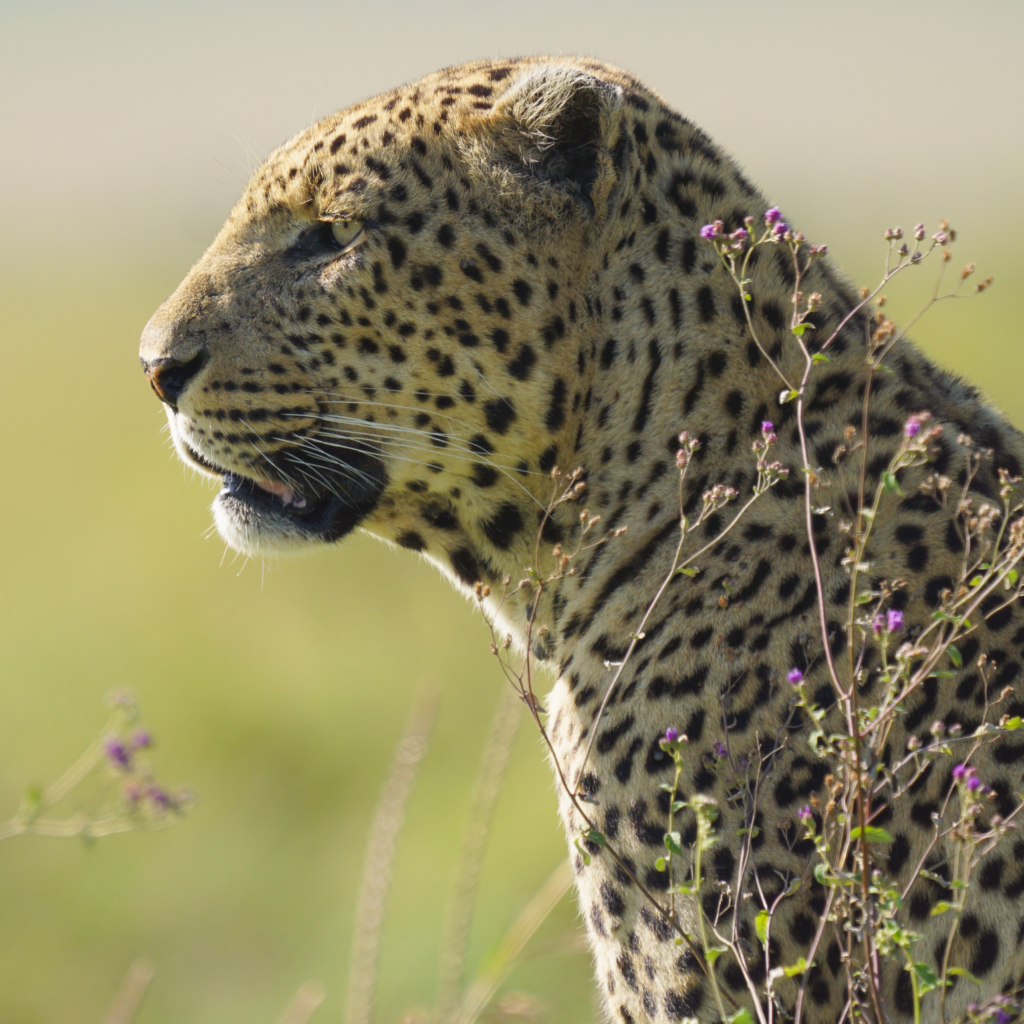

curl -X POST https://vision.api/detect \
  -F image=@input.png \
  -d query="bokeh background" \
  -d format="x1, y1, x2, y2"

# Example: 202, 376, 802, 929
1, 2, 1022, 1021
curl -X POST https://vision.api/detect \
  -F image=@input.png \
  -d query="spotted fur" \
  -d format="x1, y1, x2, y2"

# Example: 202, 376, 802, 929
140, 58, 1024, 1023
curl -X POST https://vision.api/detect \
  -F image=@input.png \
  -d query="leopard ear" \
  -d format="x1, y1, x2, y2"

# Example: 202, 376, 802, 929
488, 64, 627, 217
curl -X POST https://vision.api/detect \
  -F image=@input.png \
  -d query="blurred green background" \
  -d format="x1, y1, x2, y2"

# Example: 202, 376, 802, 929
0, 2, 1021, 1021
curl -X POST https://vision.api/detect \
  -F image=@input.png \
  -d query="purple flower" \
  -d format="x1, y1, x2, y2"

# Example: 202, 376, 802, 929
771, 221, 789, 239
713, 741, 728, 758
798, 804, 812, 821
664, 727, 679, 743
872, 615, 885, 634
995, 1011, 1012, 1024
104, 738, 131, 769
887, 609, 904, 633
765, 207, 782, 225
905, 415, 922, 438
700, 223, 719, 240
148, 785, 171, 810
787, 668, 803, 685
967, 774, 983, 792
761, 421, 774, 435
952, 763, 968, 780
730, 228, 748, 241
131, 730, 151, 749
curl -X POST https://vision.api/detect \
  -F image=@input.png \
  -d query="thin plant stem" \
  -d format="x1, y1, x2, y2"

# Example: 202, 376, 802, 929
453, 861, 573, 1024
437, 684, 523, 1021
346, 685, 439, 1024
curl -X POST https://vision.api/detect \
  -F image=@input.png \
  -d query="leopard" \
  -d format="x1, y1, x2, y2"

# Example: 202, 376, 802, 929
139, 57, 1024, 1024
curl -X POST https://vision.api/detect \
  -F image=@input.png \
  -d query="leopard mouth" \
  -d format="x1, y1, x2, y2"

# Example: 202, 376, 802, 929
177, 435, 386, 551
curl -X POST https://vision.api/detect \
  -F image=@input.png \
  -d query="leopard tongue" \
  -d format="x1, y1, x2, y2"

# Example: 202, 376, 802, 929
255, 479, 307, 509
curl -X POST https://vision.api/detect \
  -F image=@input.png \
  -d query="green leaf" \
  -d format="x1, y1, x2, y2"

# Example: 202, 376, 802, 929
949, 967, 983, 986
930, 901, 957, 916
573, 837, 591, 866
676, 567, 699, 577
969, 576, 983, 587
813, 863, 829, 885
1003, 717, 1023, 731
812, 352, 830, 363
850, 826, 894, 844
792, 324, 808, 337
912, 962, 940, 996
655, 856, 667, 872
729, 1010, 755, 1024
664, 831, 684, 856
779, 389, 800, 404
883, 472, 899, 492
948, 646, 962, 668
586, 829, 606, 847
1008, 569, 1019, 587
705, 945, 728, 965
783, 958, 809, 977
755, 909, 770, 946
856, 591, 875, 605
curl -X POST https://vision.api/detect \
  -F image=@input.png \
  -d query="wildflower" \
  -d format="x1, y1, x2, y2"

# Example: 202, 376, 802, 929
905, 415, 923, 438
907, 735, 921, 751
771, 221, 789, 239
952, 763, 968, 780
713, 741, 728, 758
787, 668, 803, 685
995, 1010, 1012, 1024
765, 207, 782, 225
664, 727, 679, 743
700, 221, 724, 240
104, 738, 131, 770
730, 228, 748, 242
967, 774, 983, 792
914, 223, 926, 241
148, 785, 171, 810
797, 804, 812, 821
887, 609, 904, 633
872, 615, 885, 634
131, 730, 152, 749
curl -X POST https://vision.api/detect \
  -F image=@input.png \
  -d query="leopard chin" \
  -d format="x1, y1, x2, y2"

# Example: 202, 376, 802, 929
211, 466, 386, 555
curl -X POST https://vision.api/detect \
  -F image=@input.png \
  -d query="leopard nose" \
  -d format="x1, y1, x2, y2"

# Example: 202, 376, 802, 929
141, 352, 208, 409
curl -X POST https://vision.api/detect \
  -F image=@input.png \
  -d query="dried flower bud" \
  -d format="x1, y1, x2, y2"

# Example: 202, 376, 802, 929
914, 223, 926, 240
962, 263, 975, 280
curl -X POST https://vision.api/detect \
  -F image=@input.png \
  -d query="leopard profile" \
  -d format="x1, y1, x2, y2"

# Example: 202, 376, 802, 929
139, 57, 1024, 1023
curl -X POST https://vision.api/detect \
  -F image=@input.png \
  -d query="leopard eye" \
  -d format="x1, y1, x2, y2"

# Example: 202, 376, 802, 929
331, 220, 366, 253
